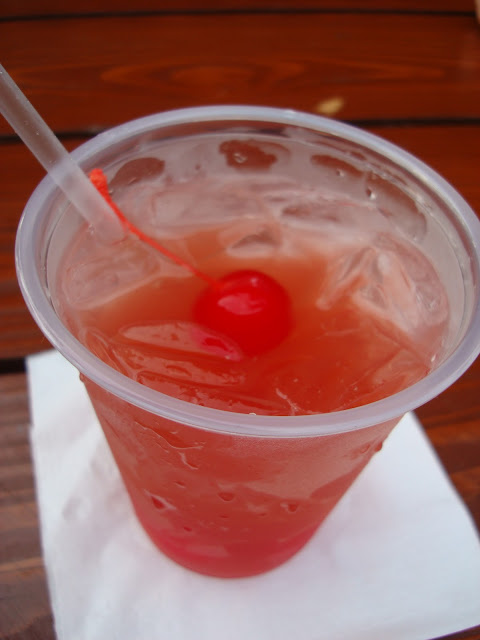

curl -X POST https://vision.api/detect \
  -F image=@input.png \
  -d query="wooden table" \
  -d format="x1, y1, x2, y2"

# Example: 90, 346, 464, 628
1, 2, 480, 638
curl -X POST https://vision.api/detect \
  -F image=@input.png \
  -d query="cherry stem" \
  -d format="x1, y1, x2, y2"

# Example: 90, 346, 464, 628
89, 168, 219, 288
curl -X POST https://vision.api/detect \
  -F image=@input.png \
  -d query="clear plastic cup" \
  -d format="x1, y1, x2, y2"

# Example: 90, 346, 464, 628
16, 106, 480, 577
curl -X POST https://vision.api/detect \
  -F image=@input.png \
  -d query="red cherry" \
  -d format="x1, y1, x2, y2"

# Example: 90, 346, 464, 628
193, 270, 293, 356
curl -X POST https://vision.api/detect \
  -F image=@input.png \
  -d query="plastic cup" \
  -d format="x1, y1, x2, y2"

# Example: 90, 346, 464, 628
16, 106, 480, 577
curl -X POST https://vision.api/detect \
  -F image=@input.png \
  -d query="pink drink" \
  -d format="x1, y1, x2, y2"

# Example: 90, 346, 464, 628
57, 166, 448, 576
16, 108, 480, 577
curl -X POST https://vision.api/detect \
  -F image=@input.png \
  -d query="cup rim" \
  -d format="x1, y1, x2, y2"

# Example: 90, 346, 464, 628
15, 105, 480, 437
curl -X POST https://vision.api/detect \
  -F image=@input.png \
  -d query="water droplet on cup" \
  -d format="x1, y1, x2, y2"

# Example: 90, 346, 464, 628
281, 502, 299, 513
151, 496, 166, 510
218, 491, 235, 502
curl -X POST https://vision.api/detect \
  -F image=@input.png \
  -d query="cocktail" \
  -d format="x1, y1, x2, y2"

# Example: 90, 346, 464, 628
15, 106, 480, 577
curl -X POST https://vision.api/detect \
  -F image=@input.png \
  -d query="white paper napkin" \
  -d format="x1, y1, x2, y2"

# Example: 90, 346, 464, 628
27, 350, 480, 640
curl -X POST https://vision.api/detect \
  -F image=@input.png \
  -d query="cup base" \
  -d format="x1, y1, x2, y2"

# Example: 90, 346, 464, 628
132, 500, 320, 578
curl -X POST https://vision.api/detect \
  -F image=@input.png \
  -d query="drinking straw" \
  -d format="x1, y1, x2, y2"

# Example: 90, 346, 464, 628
0, 64, 123, 240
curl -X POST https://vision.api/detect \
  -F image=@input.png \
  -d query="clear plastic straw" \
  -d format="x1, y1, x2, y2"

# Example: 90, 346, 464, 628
0, 64, 123, 241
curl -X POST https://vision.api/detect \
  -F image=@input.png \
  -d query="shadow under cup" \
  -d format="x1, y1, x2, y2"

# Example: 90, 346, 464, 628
16, 107, 480, 577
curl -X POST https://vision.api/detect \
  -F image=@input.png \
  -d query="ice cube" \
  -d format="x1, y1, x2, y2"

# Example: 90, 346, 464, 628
121, 321, 244, 362
316, 233, 448, 342
218, 139, 289, 170
279, 191, 382, 232
221, 221, 283, 258
110, 157, 165, 189
365, 172, 427, 242
142, 178, 268, 231
354, 235, 449, 335
63, 237, 162, 310
316, 246, 375, 310
88, 326, 246, 388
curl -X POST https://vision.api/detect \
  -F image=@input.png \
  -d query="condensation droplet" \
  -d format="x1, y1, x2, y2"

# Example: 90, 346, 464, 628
179, 452, 200, 469
233, 152, 247, 164
281, 502, 299, 513
151, 496, 165, 510
218, 491, 235, 502
145, 491, 176, 511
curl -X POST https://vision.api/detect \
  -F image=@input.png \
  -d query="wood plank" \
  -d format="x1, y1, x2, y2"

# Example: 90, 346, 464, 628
368, 124, 480, 214
0, 140, 79, 360
0, 0, 475, 19
434, 629, 480, 640
1, 12, 479, 137
1, 123, 479, 360
0, 373, 55, 640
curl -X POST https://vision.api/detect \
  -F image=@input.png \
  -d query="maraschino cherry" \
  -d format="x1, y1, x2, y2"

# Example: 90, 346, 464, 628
194, 270, 292, 356
90, 168, 292, 356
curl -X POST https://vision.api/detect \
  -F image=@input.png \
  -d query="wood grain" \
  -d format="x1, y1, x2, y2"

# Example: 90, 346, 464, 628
434, 629, 480, 640
0, 373, 54, 640
1, 12, 479, 137
0, 140, 80, 360
0, 0, 476, 18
